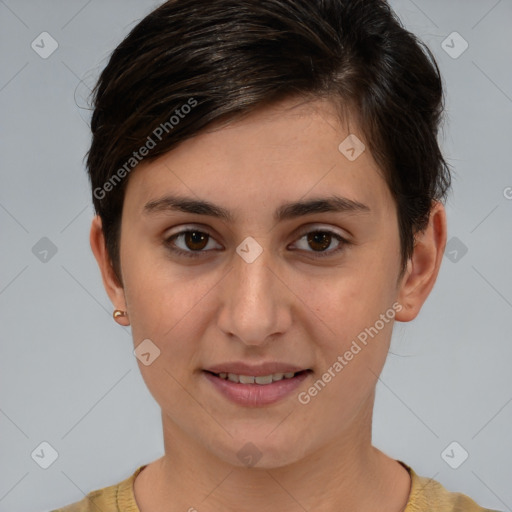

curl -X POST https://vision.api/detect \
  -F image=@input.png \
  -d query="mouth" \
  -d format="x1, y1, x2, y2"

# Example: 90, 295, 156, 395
204, 369, 311, 385
202, 369, 313, 406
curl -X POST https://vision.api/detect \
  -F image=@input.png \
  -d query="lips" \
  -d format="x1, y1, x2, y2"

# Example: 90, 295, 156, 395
202, 362, 313, 406
203, 368, 311, 406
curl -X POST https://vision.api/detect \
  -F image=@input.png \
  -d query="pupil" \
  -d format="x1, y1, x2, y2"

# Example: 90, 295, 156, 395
186, 231, 208, 250
308, 232, 330, 251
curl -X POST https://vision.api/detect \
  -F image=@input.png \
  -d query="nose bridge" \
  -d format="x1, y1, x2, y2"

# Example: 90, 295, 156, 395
217, 241, 289, 345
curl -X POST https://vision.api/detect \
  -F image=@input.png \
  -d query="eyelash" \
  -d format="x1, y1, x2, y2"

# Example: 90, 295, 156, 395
164, 227, 349, 259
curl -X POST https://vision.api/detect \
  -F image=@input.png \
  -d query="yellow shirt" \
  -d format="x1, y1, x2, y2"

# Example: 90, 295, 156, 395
51, 460, 501, 511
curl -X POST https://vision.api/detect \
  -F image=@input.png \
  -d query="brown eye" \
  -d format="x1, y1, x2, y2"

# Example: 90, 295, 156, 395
183, 231, 209, 251
292, 229, 349, 258
164, 229, 221, 258
307, 231, 332, 252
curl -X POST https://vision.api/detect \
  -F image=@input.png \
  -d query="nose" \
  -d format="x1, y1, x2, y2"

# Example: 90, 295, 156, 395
216, 242, 292, 347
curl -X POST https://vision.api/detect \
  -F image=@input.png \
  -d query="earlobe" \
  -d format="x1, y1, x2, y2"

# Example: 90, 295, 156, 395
89, 215, 130, 326
394, 201, 447, 323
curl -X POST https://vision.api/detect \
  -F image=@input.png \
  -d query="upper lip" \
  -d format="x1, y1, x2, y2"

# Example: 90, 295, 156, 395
204, 362, 309, 376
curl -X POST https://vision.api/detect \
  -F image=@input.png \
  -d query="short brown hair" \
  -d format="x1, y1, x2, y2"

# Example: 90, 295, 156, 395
86, 0, 451, 283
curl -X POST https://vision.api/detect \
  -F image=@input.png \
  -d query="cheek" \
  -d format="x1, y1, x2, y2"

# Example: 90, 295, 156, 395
303, 266, 396, 341
296, 285, 396, 428
293, 257, 398, 397
123, 250, 221, 363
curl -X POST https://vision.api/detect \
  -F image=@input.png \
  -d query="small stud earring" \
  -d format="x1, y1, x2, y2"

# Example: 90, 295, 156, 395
113, 309, 127, 320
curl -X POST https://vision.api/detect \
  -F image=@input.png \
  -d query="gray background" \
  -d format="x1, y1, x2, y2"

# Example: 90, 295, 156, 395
0, 1, 511, 511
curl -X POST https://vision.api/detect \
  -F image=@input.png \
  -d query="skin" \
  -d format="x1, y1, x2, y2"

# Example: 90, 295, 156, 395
90, 96, 447, 512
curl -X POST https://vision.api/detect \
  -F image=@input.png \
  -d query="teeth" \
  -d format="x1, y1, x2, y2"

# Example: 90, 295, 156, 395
218, 372, 299, 384
255, 375, 272, 385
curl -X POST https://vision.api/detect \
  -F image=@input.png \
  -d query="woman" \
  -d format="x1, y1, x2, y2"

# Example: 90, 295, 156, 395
52, 0, 500, 510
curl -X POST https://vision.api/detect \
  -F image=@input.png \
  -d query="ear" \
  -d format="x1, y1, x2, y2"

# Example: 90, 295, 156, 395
90, 215, 130, 326
395, 201, 447, 322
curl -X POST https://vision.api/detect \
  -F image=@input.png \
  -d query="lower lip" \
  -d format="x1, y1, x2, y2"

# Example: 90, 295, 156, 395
203, 370, 311, 407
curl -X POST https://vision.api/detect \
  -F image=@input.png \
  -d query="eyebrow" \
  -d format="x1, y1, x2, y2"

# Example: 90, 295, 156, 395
143, 194, 371, 223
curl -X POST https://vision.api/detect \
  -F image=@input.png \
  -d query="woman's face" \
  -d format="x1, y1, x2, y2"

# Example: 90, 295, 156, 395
100, 97, 421, 468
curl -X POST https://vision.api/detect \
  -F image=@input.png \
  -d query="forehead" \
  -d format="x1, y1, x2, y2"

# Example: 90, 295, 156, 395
123, 97, 394, 221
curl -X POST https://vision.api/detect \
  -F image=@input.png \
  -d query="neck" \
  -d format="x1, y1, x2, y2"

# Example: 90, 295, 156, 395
134, 393, 411, 512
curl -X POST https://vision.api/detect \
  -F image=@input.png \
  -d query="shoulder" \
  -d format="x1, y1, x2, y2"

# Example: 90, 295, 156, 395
401, 461, 502, 512
50, 483, 120, 512
50, 465, 146, 512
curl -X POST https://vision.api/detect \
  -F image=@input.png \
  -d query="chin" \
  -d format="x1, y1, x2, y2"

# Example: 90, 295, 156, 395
211, 429, 309, 470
